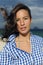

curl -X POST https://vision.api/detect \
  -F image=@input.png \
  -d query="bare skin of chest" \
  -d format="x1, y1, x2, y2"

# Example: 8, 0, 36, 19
15, 38, 31, 53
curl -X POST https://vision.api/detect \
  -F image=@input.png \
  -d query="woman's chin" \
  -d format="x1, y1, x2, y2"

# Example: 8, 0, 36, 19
20, 31, 29, 36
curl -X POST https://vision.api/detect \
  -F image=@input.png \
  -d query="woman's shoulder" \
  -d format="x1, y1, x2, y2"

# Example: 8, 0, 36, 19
33, 34, 43, 39
31, 34, 43, 43
8, 34, 16, 42
33, 35, 43, 40
3, 34, 16, 53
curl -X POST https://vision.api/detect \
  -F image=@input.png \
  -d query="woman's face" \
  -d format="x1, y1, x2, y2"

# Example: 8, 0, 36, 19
15, 9, 32, 35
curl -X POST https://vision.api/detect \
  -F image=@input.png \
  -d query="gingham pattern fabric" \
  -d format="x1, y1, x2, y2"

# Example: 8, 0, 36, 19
0, 34, 43, 65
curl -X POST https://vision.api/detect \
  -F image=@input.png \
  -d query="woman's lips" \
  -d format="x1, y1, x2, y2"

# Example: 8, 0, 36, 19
20, 27, 26, 31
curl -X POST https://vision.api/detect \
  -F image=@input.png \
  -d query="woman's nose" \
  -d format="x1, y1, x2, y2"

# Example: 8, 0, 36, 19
20, 19, 25, 26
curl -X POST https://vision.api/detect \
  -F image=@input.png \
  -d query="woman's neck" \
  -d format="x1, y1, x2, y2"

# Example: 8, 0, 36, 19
15, 32, 32, 53
19, 32, 31, 41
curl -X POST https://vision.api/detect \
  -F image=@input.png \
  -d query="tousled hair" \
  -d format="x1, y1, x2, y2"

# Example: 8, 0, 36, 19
2, 3, 32, 38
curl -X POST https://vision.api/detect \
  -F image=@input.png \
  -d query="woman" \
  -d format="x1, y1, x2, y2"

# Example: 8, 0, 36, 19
0, 3, 43, 65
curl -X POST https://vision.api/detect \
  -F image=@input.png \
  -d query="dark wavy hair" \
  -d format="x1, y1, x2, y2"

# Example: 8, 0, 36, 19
2, 3, 32, 38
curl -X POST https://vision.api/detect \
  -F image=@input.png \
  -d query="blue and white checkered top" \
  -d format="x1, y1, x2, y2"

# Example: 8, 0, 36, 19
0, 34, 43, 65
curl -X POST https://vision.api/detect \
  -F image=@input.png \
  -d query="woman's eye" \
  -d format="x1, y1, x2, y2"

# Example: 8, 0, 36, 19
24, 17, 28, 20
16, 19, 19, 22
